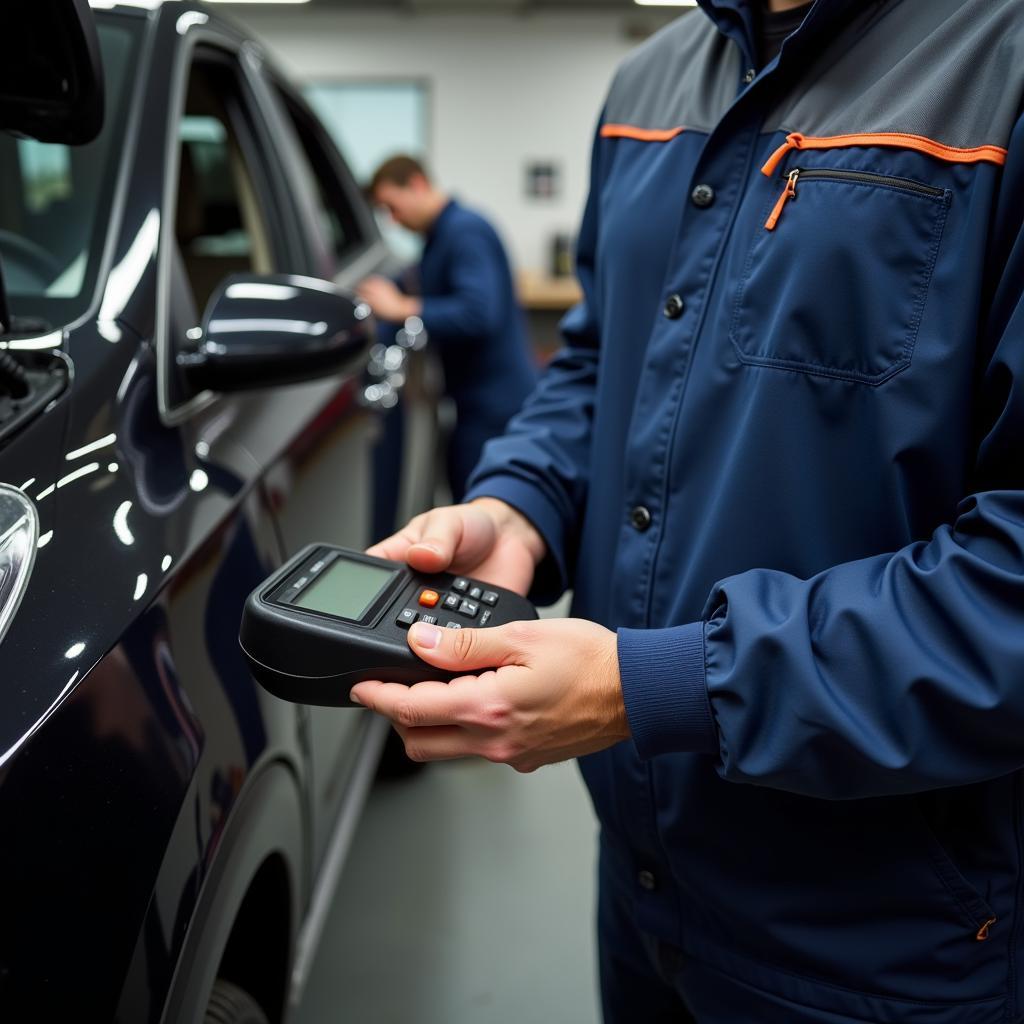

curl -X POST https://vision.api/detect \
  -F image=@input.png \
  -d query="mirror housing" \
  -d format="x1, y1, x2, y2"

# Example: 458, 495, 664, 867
0, 0, 104, 145
177, 275, 376, 395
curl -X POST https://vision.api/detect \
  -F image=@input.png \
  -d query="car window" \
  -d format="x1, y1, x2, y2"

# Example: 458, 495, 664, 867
0, 15, 140, 327
176, 57, 277, 314
275, 87, 364, 270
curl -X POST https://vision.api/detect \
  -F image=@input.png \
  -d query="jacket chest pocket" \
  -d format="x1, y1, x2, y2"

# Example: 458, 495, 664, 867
729, 168, 951, 385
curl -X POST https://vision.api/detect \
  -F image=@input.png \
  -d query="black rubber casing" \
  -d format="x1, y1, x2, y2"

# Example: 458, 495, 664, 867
239, 543, 538, 707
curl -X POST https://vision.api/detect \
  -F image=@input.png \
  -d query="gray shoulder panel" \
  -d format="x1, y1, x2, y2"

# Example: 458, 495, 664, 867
604, 11, 740, 134
765, 0, 1024, 150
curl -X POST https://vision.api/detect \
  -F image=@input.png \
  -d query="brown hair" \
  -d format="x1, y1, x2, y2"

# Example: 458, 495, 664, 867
368, 154, 431, 196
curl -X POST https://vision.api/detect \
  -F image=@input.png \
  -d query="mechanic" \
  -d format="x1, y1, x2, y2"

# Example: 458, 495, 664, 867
352, 0, 1024, 1020
358, 156, 536, 501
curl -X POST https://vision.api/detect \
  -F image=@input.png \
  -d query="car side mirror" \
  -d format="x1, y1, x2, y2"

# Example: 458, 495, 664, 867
176, 274, 376, 395
0, 0, 104, 145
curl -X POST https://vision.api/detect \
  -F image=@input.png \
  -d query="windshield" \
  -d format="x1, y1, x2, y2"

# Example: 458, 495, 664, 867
0, 15, 140, 329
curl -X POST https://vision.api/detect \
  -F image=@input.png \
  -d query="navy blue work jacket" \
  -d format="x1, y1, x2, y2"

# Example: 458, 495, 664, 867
466, 0, 1024, 1018
418, 200, 536, 494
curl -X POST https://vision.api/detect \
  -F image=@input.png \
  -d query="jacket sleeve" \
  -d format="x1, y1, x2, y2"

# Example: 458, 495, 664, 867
619, 113, 1024, 800
462, 117, 607, 603
418, 225, 504, 343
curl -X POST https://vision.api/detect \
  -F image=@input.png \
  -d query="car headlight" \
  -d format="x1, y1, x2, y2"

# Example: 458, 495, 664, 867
0, 484, 38, 646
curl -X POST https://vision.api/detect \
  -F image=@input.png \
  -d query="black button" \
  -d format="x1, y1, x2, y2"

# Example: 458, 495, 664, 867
479, 610, 493, 627
691, 183, 715, 208
459, 599, 479, 618
481, 591, 499, 606
743, 67, 756, 84
630, 506, 652, 532
420, 614, 438, 625
443, 593, 461, 611
396, 607, 419, 628
468, 585, 482, 600
452, 577, 469, 592
637, 869, 657, 891
663, 294, 684, 320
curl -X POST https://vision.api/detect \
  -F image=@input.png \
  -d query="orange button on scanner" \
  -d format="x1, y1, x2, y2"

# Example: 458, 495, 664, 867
418, 589, 440, 608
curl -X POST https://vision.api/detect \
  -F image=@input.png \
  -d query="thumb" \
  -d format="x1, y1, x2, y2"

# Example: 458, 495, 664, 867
407, 621, 528, 673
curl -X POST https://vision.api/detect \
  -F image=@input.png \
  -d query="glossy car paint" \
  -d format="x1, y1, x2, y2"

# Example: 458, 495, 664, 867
0, 4, 433, 1019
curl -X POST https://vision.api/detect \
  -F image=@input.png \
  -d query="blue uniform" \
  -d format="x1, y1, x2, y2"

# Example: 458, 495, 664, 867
417, 200, 536, 500
466, 0, 1024, 1019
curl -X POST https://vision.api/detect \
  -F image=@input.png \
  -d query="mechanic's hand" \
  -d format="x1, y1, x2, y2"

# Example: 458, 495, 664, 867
356, 275, 420, 323
349, 617, 630, 772
367, 498, 545, 596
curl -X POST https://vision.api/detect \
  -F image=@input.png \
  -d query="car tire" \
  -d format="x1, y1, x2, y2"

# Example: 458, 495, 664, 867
203, 979, 270, 1024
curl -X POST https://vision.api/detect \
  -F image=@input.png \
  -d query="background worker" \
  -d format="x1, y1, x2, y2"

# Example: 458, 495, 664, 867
358, 156, 536, 501
351, 0, 1024, 1020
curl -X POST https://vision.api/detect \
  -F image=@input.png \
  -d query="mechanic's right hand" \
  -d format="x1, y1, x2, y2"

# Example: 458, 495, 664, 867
367, 498, 545, 596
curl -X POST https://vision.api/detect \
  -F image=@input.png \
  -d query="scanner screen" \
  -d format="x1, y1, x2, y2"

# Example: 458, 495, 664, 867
293, 559, 396, 621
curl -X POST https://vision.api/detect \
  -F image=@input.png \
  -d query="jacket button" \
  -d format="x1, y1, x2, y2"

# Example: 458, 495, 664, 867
691, 183, 715, 208
630, 506, 652, 531
637, 869, 657, 891
663, 294, 684, 319
743, 67, 756, 84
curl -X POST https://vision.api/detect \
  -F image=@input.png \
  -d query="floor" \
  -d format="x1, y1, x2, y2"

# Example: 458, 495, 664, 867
293, 758, 601, 1024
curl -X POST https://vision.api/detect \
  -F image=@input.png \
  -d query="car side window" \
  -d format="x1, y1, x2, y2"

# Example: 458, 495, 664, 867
175, 57, 277, 314
275, 87, 364, 270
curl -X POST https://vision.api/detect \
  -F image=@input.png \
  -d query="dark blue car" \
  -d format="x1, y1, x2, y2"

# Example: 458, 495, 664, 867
0, 3, 439, 1019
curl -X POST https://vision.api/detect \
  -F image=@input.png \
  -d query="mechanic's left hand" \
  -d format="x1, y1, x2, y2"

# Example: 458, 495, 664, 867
349, 618, 630, 772
356, 275, 420, 323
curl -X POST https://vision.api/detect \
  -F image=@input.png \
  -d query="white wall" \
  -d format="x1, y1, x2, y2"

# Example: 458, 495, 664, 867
232, 9, 671, 272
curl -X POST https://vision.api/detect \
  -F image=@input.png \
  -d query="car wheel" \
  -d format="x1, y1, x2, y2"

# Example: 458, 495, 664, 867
204, 979, 270, 1024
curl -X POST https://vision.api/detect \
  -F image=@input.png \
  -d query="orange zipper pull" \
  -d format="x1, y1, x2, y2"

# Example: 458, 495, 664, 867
976, 917, 996, 941
762, 132, 804, 176
765, 169, 799, 230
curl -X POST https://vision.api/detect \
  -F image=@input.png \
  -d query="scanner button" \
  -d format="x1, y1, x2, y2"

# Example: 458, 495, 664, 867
418, 589, 440, 607
442, 593, 461, 611
479, 610, 493, 627
396, 608, 419, 628
452, 577, 470, 592
445, 621, 463, 629
481, 591, 499, 606
459, 600, 479, 619
468, 585, 483, 600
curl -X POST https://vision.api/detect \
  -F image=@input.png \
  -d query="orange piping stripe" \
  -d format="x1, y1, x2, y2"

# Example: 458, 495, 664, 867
600, 124, 686, 143
761, 131, 1008, 177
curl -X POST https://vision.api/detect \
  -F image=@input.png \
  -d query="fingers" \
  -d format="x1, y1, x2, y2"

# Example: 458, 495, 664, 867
369, 505, 499, 575
407, 620, 530, 673
349, 679, 477, 727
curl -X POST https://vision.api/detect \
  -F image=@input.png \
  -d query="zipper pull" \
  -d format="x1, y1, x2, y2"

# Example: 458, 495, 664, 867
765, 169, 799, 231
762, 132, 805, 176
976, 917, 996, 941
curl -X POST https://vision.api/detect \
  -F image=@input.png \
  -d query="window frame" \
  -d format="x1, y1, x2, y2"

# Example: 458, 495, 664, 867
157, 26, 308, 425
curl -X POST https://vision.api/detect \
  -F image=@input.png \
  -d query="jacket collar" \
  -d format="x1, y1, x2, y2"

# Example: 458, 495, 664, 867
696, 0, 872, 70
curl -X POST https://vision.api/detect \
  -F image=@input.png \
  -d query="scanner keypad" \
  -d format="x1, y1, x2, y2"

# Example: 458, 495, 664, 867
407, 578, 500, 628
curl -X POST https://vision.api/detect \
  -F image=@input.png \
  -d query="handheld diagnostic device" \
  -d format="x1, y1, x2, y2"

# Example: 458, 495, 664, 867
239, 544, 538, 707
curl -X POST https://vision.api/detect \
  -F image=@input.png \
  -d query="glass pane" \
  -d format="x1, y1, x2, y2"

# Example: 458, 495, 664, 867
0, 17, 139, 325
305, 82, 428, 262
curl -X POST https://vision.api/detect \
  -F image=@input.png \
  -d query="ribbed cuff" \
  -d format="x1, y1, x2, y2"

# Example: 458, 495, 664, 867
618, 622, 717, 759
462, 477, 568, 605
